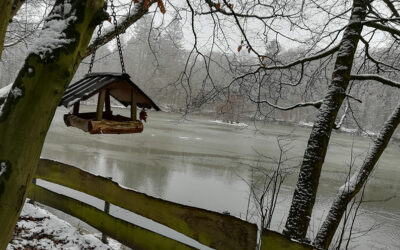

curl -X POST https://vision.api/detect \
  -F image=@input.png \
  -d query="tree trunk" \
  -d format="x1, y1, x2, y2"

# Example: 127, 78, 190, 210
283, 0, 367, 241
0, 0, 13, 60
0, 0, 105, 247
314, 102, 400, 249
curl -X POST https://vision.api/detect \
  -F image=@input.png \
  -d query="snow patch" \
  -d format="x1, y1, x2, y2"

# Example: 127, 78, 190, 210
0, 162, 7, 177
0, 84, 12, 99
0, 84, 12, 117
339, 127, 357, 133
64, 2, 72, 15
338, 172, 359, 194
209, 120, 248, 127
11, 87, 22, 98
298, 121, 314, 127
8, 202, 118, 250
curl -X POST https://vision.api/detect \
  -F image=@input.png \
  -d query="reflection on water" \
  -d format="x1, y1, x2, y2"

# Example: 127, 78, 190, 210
41, 107, 400, 249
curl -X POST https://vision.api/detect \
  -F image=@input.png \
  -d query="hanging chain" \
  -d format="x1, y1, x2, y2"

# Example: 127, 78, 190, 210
88, 22, 104, 74
110, 0, 126, 74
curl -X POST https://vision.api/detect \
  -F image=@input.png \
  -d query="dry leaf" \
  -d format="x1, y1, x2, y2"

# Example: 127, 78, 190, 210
216, 3, 220, 10
248, 48, 251, 53
261, 56, 265, 61
133, 0, 139, 3
238, 45, 242, 52
144, 0, 151, 10
107, 16, 112, 23
157, 0, 166, 14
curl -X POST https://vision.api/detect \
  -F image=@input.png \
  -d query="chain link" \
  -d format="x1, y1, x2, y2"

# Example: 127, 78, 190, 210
88, 22, 104, 74
88, 0, 126, 74
110, 0, 126, 74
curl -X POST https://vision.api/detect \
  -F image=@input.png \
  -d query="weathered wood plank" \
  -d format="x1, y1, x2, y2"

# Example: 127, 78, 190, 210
64, 114, 90, 132
131, 89, 137, 121
105, 90, 111, 116
96, 89, 106, 121
27, 184, 194, 250
73, 102, 80, 115
89, 119, 143, 134
36, 159, 258, 250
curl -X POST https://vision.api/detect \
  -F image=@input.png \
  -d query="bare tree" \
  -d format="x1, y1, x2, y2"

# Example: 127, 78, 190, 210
245, 136, 295, 249
314, 101, 400, 248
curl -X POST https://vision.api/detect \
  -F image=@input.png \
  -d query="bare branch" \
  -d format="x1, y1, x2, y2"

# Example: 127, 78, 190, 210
252, 99, 323, 111
382, 0, 399, 18
83, 0, 156, 58
264, 45, 340, 70
350, 74, 400, 88
364, 22, 400, 36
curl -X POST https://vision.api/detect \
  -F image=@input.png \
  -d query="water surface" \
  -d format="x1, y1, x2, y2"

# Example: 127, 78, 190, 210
41, 107, 400, 249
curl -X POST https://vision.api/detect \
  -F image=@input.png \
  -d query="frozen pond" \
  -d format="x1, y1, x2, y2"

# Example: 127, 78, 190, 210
41, 106, 400, 249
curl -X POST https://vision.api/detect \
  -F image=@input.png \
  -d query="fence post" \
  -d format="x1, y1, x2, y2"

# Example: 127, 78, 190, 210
30, 178, 36, 205
102, 177, 112, 244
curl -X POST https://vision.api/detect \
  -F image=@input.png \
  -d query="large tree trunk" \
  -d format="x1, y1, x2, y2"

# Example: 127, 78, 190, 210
314, 102, 400, 249
283, 0, 367, 241
0, 0, 13, 60
0, 0, 105, 247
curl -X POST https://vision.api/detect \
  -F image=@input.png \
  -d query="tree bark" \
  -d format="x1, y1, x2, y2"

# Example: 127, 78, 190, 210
0, 0, 13, 60
0, 0, 105, 247
314, 102, 400, 249
283, 0, 367, 241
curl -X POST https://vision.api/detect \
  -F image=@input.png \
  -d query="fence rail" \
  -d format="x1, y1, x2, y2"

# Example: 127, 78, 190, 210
27, 184, 193, 250
31, 159, 311, 250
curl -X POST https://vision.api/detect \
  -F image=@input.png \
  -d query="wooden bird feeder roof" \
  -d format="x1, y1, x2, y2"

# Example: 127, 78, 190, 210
59, 73, 161, 111
59, 73, 160, 134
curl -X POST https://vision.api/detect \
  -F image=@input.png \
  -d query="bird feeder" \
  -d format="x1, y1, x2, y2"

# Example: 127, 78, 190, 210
59, 73, 160, 134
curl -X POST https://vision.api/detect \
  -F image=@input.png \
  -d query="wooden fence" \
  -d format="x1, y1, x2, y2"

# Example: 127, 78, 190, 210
28, 159, 311, 250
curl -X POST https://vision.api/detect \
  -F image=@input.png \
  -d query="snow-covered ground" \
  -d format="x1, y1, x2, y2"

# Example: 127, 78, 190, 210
7, 202, 121, 250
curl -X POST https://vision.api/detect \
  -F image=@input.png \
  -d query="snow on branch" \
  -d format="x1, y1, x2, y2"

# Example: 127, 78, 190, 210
253, 99, 323, 110
29, 0, 77, 60
83, 0, 154, 58
333, 104, 349, 130
350, 74, 400, 88
0, 84, 12, 117
362, 17, 400, 24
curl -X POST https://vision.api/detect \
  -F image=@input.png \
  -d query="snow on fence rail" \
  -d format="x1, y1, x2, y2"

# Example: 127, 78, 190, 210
29, 159, 311, 250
